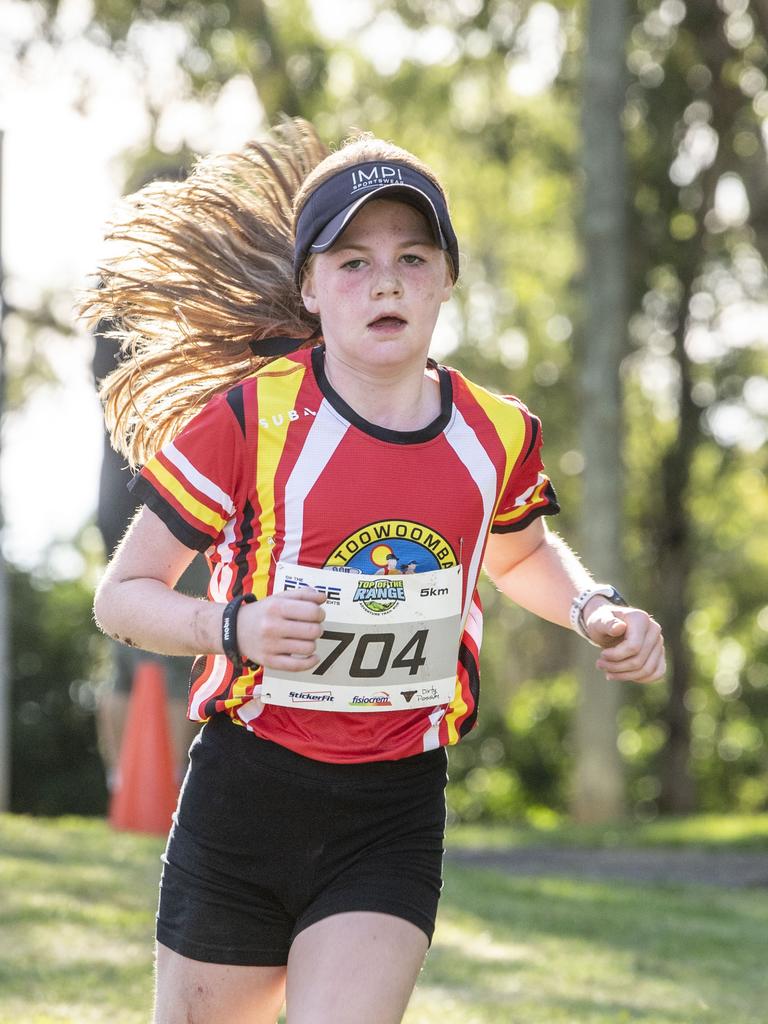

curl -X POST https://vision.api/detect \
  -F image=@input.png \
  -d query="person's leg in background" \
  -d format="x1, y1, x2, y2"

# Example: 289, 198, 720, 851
163, 654, 201, 785
96, 643, 199, 791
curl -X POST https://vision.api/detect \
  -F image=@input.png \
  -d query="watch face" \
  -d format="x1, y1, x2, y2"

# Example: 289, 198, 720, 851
606, 587, 628, 606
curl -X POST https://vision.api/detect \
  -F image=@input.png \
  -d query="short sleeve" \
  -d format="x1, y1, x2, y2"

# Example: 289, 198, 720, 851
129, 391, 244, 551
490, 402, 560, 533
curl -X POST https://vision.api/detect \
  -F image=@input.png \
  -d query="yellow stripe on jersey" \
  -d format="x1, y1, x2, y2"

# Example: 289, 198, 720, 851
445, 673, 468, 746
253, 360, 307, 599
148, 460, 228, 535
459, 378, 528, 521
229, 664, 254, 704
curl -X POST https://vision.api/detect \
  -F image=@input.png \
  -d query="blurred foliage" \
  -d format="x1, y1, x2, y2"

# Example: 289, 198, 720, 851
447, 669, 577, 824
9, 556, 108, 815
7, 0, 768, 819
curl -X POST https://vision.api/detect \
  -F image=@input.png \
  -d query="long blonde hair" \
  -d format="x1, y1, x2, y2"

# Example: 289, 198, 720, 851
82, 119, 450, 466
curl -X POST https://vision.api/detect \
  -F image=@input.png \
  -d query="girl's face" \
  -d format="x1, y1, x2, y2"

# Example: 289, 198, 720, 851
300, 199, 453, 375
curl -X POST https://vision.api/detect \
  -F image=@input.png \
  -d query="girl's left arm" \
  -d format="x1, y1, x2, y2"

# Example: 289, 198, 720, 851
483, 519, 665, 684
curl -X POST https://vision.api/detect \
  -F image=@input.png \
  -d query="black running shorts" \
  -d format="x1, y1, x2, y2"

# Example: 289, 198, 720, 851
156, 714, 448, 965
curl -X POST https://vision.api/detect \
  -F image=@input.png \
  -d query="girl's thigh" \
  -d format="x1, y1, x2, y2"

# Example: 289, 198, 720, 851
154, 942, 286, 1024
284, 911, 429, 1024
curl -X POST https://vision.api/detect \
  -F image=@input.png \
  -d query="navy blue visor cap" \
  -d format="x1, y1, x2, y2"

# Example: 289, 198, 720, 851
293, 160, 460, 286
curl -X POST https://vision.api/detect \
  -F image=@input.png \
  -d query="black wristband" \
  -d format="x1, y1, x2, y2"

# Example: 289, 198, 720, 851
221, 594, 257, 674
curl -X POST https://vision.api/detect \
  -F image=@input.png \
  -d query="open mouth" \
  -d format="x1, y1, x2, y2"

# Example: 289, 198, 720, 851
368, 316, 407, 330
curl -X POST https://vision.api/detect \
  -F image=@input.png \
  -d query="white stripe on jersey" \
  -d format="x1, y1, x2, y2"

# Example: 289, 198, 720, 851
422, 706, 447, 751
512, 471, 547, 508
165, 441, 236, 516
188, 654, 229, 721
445, 408, 498, 624
465, 594, 484, 651
209, 518, 237, 602
281, 400, 349, 564
236, 689, 266, 724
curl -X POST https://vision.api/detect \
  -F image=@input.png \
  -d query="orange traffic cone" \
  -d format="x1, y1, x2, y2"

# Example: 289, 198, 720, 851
109, 661, 179, 836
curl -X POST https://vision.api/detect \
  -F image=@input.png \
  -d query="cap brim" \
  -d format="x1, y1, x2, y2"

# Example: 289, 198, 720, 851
309, 184, 448, 254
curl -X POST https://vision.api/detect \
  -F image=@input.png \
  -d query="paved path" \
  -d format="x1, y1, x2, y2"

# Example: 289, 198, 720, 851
446, 847, 768, 888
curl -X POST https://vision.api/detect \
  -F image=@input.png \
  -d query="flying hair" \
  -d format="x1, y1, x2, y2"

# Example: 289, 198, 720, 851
80, 119, 448, 467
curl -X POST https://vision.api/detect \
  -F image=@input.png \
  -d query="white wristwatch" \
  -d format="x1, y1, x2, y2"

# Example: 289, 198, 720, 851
570, 585, 628, 645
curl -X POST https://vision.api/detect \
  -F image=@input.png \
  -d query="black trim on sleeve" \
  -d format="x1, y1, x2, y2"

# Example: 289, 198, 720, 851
129, 475, 213, 551
521, 416, 539, 463
490, 490, 561, 535
458, 644, 480, 738
225, 385, 247, 437
311, 345, 452, 445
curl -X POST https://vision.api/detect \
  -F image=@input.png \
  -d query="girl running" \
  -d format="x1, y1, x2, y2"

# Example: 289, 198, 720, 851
85, 119, 665, 1024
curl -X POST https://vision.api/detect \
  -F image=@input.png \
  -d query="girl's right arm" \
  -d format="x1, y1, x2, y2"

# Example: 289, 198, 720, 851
94, 506, 326, 671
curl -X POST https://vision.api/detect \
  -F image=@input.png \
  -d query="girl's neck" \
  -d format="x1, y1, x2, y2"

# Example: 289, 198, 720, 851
322, 349, 441, 433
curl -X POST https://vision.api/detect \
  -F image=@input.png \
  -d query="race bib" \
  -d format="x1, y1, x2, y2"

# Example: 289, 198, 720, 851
261, 562, 463, 712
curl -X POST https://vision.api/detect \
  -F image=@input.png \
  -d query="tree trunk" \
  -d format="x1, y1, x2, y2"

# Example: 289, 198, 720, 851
233, 0, 304, 117
571, 0, 628, 822
655, 7, 739, 813
656, 277, 698, 814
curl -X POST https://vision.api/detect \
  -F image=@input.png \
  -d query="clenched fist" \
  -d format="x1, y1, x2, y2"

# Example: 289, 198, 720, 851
583, 601, 665, 684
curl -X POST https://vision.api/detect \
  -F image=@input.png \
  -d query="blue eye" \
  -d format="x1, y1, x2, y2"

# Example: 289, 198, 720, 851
342, 258, 366, 270
401, 254, 425, 265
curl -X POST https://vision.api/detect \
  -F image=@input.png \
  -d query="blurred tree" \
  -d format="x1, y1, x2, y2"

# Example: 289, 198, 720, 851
572, 0, 628, 822
9, 556, 107, 815
625, 0, 768, 813
31, 0, 328, 124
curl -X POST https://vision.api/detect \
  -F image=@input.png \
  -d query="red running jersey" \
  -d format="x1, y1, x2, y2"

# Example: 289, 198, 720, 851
130, 346, 559, 762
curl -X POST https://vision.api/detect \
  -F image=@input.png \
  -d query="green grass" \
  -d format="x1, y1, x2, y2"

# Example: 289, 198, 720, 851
1, 814, 767, 1023
446, 812, 768, 851
0, 815, 162, 1024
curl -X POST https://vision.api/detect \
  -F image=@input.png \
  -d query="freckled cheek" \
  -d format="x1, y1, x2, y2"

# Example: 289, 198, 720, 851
335, 276, 367, 300
311, 281, 355, 322
313, 291, 360, 332
414, 282, 442, 304
316, 274, 365, 304
329, 286, 370, 325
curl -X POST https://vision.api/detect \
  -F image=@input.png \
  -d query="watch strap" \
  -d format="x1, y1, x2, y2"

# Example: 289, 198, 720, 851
570, 585, 627, 645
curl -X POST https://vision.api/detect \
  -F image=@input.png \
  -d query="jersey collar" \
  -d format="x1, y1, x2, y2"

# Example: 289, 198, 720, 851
311, 346, 453, 445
